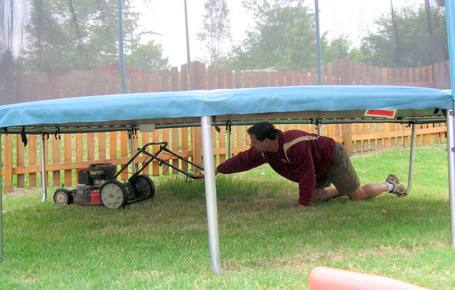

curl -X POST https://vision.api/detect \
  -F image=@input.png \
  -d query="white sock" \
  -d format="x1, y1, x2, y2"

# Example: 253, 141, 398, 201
386, 182, 394, 192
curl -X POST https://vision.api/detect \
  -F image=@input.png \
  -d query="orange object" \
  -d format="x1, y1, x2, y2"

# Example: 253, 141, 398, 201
308, 267, 429, 290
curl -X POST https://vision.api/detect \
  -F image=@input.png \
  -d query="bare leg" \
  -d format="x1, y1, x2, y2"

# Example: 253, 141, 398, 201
312, 187, 344, 203
312, 182, 390, 203
349, 182, 389, 201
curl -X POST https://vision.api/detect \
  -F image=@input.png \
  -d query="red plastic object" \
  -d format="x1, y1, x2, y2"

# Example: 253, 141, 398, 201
308, 267, 428, 290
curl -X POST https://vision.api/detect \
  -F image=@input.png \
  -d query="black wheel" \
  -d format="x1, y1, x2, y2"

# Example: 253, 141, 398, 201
100, 180, 128, 209
130, 175, 155, 200
53, 189, 72, 205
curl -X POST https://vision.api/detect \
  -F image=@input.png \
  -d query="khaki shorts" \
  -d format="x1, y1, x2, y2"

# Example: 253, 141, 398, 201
316, 143, 360, 195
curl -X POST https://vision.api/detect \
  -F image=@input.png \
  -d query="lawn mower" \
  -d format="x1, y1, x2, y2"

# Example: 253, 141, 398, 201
53, 142, 203, 209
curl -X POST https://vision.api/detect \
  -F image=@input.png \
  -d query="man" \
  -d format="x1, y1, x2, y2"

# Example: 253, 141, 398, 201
199, 122, 407, 206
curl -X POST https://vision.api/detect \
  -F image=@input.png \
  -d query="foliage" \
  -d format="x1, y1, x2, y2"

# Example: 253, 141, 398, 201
126, 40, 169, 71
354, 5, 448, 67
228, 0, 350, 69
197, 0, 231, 66
23, 0, 168, 72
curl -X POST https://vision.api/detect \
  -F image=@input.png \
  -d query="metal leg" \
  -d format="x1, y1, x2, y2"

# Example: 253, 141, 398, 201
128, 136, 137, 174
447, 109, 455, 246
407, 123, 417, 193
40, 135, 47, 202
226, 127, 231, 159
0, 134, 3, 262
201, 116, 222, 273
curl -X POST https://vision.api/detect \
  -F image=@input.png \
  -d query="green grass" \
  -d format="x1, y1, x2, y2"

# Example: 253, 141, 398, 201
1, 145, 454, 289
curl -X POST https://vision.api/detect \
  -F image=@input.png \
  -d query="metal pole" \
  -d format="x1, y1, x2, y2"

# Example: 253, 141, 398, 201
314, 0, 322, 85
445, 0, 455, 246
40, 135, 47, 202
117, 0, 127, 93
226, 127, 231, 158
128, 137, 136, 174
407, 123, 417, 193
446, 0, 455, 89
0, 134, 3, 262
183, 0, 192, 89
201, 116, 222, 273
447, 109, 455, 246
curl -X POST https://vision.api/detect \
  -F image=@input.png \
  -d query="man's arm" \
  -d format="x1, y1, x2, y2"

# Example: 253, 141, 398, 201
191, 148, 266, 179
217, 147, 266, 174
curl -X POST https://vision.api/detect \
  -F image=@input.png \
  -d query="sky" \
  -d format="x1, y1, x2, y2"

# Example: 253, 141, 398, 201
134, 0, 424, 66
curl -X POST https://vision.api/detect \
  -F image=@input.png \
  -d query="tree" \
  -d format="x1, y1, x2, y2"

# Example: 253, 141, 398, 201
356, 5, 447, 67
197, 0, 231, 66
228, 0, 349, 69
23, 0, 168, 72
126, 41, 169, 71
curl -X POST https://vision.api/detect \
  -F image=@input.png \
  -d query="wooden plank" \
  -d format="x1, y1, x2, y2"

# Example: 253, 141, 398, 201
76, 133, 84, 164
342, 124, 353, 154
161, 129, 170, 175
152, 130, 160, 176
207, 66, 216, 89
234, 70, 242, 88
216, 67, 225, 89
109, 132, 117, 161
16, 135, 25, 187
191, 127, 203, 167
98, 132, 106, 161
140, 132, 150, 175
225, 68, 233, 89
64, 135, 72, 186
120, 131, 128, 180
236, 126, 244, 149
13, 154, 190, 175
87, 133, 95, 162
171, 128, 179, 174
180, 64, 189, 90
171, 67, 179, 91
181, 127, 189, 172
219, 126, 226, 162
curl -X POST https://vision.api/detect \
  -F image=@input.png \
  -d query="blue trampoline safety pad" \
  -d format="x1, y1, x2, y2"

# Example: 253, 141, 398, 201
0, 85, 452, 131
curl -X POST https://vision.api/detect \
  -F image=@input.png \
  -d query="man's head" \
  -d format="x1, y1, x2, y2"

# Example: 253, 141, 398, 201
247, 122, 279, 152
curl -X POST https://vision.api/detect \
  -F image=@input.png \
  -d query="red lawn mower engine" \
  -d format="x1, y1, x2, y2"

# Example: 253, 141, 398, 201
53, 163, 155, 209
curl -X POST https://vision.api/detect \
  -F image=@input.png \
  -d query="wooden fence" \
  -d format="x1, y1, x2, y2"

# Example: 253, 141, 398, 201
0, 59, 450, 192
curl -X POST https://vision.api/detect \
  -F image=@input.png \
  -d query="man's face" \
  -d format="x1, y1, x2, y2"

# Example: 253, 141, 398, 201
249, 134, 269, 153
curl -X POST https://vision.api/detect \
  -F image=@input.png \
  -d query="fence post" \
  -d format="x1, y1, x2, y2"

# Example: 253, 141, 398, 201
342, 124, 353, 155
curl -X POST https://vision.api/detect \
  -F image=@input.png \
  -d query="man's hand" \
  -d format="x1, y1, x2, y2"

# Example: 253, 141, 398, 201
190, 173, 205, 179
189, 169, 219, 179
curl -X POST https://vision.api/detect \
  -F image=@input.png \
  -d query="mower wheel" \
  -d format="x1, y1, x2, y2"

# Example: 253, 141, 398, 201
130, 175, 155, 200
100, 180, 128, 209
53, 189, 72, 205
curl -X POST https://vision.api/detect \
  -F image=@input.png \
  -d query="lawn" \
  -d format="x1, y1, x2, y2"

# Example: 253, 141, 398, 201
0, 145, 453, 289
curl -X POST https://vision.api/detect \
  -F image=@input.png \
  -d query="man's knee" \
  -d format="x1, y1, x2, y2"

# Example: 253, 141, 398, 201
348, 187, 364, 201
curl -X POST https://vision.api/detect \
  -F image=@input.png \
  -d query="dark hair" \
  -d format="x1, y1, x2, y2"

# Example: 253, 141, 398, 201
247, 122, 278, 141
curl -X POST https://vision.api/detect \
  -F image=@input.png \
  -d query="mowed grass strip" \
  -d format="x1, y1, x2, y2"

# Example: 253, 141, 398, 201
0, 145, 453, 289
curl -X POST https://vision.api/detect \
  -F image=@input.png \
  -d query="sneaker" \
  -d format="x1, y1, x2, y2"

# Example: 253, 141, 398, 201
386, 174, 407, 196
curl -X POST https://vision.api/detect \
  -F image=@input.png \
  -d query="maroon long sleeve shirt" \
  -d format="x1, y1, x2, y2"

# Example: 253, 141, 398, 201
217, 130, 336, 205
